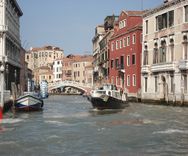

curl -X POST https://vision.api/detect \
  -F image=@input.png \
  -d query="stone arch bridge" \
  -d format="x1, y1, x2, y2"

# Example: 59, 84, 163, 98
48, 80, 92, 94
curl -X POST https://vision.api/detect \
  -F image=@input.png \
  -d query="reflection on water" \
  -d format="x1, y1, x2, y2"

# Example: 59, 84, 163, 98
0, 95, 188, 156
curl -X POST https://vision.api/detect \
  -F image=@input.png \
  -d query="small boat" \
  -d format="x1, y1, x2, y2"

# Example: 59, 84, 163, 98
89, 84, 128, 110
15, 94, 44, 111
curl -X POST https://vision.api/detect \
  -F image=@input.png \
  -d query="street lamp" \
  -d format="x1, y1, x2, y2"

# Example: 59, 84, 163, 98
0, 58, 5, 108
5, 64, 8, 90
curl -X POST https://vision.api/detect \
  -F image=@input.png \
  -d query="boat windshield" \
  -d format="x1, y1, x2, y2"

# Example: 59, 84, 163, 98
103, 84, 117, 90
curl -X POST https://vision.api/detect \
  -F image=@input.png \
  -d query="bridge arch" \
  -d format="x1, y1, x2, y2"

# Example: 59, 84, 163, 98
48, 81, 92, 94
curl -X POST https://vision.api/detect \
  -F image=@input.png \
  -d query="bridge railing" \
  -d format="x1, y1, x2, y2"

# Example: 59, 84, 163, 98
48, 80, 92, 91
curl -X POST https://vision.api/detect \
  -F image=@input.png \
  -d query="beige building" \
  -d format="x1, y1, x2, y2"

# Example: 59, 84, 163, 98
25, 45, 64, 70
141, 0, 188, 104
33, 66, 53, 86
72, 55, 93, 84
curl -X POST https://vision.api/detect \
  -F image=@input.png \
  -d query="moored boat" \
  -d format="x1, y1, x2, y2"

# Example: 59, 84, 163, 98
89, 84, 128, 110
15, 94, 43, 111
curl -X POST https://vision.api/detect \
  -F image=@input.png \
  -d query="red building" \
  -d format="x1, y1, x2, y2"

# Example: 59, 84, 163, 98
109, 10, 144, 98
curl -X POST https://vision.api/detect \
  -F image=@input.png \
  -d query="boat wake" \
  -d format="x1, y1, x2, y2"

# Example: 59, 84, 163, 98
1, 118, 23, 124
153, 129, 188, 134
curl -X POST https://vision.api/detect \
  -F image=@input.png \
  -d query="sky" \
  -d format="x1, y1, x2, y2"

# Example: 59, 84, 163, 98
17, 0, 164, 55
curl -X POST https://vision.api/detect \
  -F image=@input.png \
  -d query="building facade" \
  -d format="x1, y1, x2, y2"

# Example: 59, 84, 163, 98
53, 59, 62, 82
25, 45, 64, 71
0, 0, 23, 91
72, 55, 93, 83
92, 25, 106, 86
33, 66, 53, 86
141, 0, 188, 104
62, 55, 78, 81
109, 10, 143, 98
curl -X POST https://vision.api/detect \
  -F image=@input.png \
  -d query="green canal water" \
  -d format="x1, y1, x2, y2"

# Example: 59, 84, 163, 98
0, 95, 188, 156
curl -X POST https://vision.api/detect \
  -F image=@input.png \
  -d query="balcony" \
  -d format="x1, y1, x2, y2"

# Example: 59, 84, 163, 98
141, 65, 150, 73
0, 25, 8, 32
179, 60, 188, 70
116, 64, 125, 73
151, 62, 176, 73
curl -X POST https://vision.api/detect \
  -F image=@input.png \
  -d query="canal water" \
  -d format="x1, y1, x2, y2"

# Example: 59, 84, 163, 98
0, 95, 188, 156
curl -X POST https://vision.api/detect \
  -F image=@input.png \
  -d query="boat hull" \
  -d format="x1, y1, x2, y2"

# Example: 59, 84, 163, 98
15, 95, 43, 111
91, 95, 128, 110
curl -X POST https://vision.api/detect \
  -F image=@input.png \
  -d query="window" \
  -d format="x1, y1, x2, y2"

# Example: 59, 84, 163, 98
145, 77, 148, 92
120, 56, 124, 69
123, 37, 126, 47
155, 76, 158, 92
111, 60, 114, 68
132, 54, 136, 65
133, 75, 136, 86
185, 5, 188, 22
132, 34, 136, 44
183, 34, 188, 59
127, 36, 130, 46
146, 20, 148, 34
116, 40, 119, 49
127, 75, 130, 86
119, 20, 126, 29
170, 75, 174, 93
143, 45, 148, 65
115, 59, 119, 68
169, 10, 174, 27
156, 11, 174, 30
120, 40, 122, 49
111, 43, 114, 51
159, 40, 166, 63
153, 43, 158, 64
127, 55, 130, 66
169, 38, 174, 62
184, 75, 187, 93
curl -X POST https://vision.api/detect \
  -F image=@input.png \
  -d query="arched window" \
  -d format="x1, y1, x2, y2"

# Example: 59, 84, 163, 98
160, 40, 166, 63
169, 38, 174, 62
183, 34, 188, 59
143, 45, 148, 65
153, 42, 158, 64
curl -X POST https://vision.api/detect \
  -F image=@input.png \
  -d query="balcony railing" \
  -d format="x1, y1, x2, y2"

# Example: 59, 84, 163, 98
179, 60, 188, 70
141, 65, 150, 73
151, 62, 175, 73
0, 25, 8, 32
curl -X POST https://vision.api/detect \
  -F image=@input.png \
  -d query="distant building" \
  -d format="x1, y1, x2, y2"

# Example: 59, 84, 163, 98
61, 54, 93, 85
109, 10, 144, 98
92, 25, 106, 86
72, 55, 93, 83
0, 0, 23, 91
53, 59, 62, 82
25, 45, 64, 71
62, 55, 78, 81
141, 0, 188, 104
92, 15, 119, 87
33, 66, 53, 85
